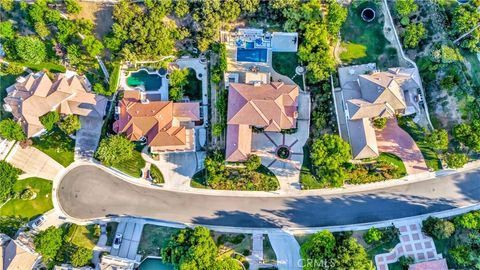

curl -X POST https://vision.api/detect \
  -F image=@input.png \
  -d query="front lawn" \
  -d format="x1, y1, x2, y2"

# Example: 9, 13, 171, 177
112, 149, 146, 178
212, 232, 252, 256
299, 145, 328, 189
65, 224, 100, 250
33, 127, 75, 167
340, 1, 399, 68
11, 61, 66, 73
0, 177, 53, 220
377, 153, 407, 176
138, 224, 180, 257
271, 52, 303, 87
397, 116, 442, 171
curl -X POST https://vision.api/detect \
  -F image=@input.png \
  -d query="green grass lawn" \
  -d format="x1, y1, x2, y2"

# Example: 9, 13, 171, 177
150, 164, 164, 184
184, 68, 203, 101
12, 61, 66, 73
212, 232, 252, 256
397, 116, 442, 171
33, 127, 75, 167
65, 224, 100, 250
138, 224, 180, 257
112, 149, 146, 177
0, 177, 53, 220
190, 170, 207, 188
377, 153, 407, 177
271, 52, 304, 87
299, 145, 330, 189
340, 1, 398, 68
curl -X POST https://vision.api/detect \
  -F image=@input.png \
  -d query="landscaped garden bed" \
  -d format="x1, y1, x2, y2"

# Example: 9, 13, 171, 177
138, 224, 180, 257
0, 177, 53, 220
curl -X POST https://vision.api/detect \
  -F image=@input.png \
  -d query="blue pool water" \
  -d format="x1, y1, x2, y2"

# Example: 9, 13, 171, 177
139, 258, 173, 270
127, 70, 162, 91
237, 48, 268, 62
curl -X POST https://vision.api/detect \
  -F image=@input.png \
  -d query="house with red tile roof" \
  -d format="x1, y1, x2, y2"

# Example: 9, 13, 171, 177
225, 81, 299, 162
113, 90, 200, 153
3, 72, 107, 137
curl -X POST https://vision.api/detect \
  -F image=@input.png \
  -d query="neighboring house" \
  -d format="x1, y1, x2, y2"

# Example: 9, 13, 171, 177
3, 72, 107, 137
0, 234, 39, 270
97, 255, 135, 270
338, 66, 421, 159
113, 90, 200, 153
408, 258, 448, 270
225, 81, 299, 162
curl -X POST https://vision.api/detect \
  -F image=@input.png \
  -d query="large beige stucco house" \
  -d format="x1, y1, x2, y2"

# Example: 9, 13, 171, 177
0, 233, 39, 270
113, 90, 200, 153
3, 72, 107, 137
337, 66, 421, 159
225, 81, 299, 162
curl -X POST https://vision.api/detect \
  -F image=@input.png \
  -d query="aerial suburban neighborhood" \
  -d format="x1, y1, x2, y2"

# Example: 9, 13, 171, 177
0, 0, 479, 269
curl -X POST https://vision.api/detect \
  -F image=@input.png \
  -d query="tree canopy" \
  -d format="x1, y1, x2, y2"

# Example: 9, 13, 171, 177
453, 120, 480, 152
34, 226, 64, 262
58, 115, 81, 135
40, 111, 60, 131
161, 226, 242, 270
15, 36, 47, 64
445, 153, 468, 169
0, 161, 21, 202
64, 0, 81, 14
0, 119, 26, 141
301, 230, 374, 270
425, 129, 448, 152
450, 3, 480, 53
168, 68, 189, 101
0, 21, 15, 40
394, 0, 418, 18
96, 135, 135, 166
402, 23, 426, 49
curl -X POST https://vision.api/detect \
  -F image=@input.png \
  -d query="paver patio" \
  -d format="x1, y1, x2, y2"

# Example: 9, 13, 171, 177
376, 119, 428, 175
375, 222, 443, 270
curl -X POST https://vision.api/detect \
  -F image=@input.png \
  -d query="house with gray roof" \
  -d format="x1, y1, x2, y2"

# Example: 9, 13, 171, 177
336, 64, 421, 159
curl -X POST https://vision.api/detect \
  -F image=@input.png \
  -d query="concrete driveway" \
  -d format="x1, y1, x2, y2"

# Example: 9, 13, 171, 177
110, 221, 143, 261
268, 232, 302, 270
376, 119, 429, 175
75, 116, 104, 160
6, 145, 63, 180
251, 93, 310, 192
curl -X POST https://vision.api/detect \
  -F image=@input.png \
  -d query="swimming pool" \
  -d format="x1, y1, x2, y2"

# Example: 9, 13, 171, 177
127, 70, 162, 91
139, 258, 173, 270
237, 48, 268, 62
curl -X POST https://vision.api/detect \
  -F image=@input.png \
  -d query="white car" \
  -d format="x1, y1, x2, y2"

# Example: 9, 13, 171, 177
113, 233, 123, 249
31, 216, 46, 229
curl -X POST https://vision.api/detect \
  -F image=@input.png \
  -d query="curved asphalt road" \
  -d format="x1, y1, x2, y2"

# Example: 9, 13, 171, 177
58, 165, 480, 228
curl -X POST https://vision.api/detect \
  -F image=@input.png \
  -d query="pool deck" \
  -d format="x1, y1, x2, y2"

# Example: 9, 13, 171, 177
119, 68, 169, 101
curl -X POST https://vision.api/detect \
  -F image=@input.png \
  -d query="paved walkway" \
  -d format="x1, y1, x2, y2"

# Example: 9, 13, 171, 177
375, 222, 443, 270
376, 119, 429, 174
251, 92, 311, 192
92, 223, 109, 265
6, 145, 64, 180
75, 116, 104, 161
268, 232, 302, 270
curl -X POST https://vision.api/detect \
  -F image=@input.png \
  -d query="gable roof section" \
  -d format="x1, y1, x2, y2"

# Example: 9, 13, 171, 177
347, 118, 379, 159
113, 91, 200, 149
3, 72, 107, 137
358, 72, 407, 111
225, 82, 299, 162
347, 99, 395, 120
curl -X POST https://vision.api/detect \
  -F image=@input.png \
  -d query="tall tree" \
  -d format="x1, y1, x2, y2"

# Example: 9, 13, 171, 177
425, 129, 448, 152
34, 226, 64, 262
0, 119, 26, 141
0, 161, 21, 202
402, 23, 426, 48
15, 36, 47, 64
0, 21, 15, 40
96, 135, 135, 166
394, 0, 418, 18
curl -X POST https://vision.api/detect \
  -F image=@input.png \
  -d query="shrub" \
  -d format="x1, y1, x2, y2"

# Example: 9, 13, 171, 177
245, 154, 261, 171
363, 227, 383, 244
2, 63, 24, 75
398, 255, 414, 268
40, 111, 60, 131
402, 23, 427, 49
422, 216, 455, 240
64, 0, 82, 14
19, 188, 35, 200
445, 153, 468, 169
58, 115, 81, 135
400, 17, 410, 26
454, 211, 480, 230
373, 117, 387, 129
96, 135, 135, 166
